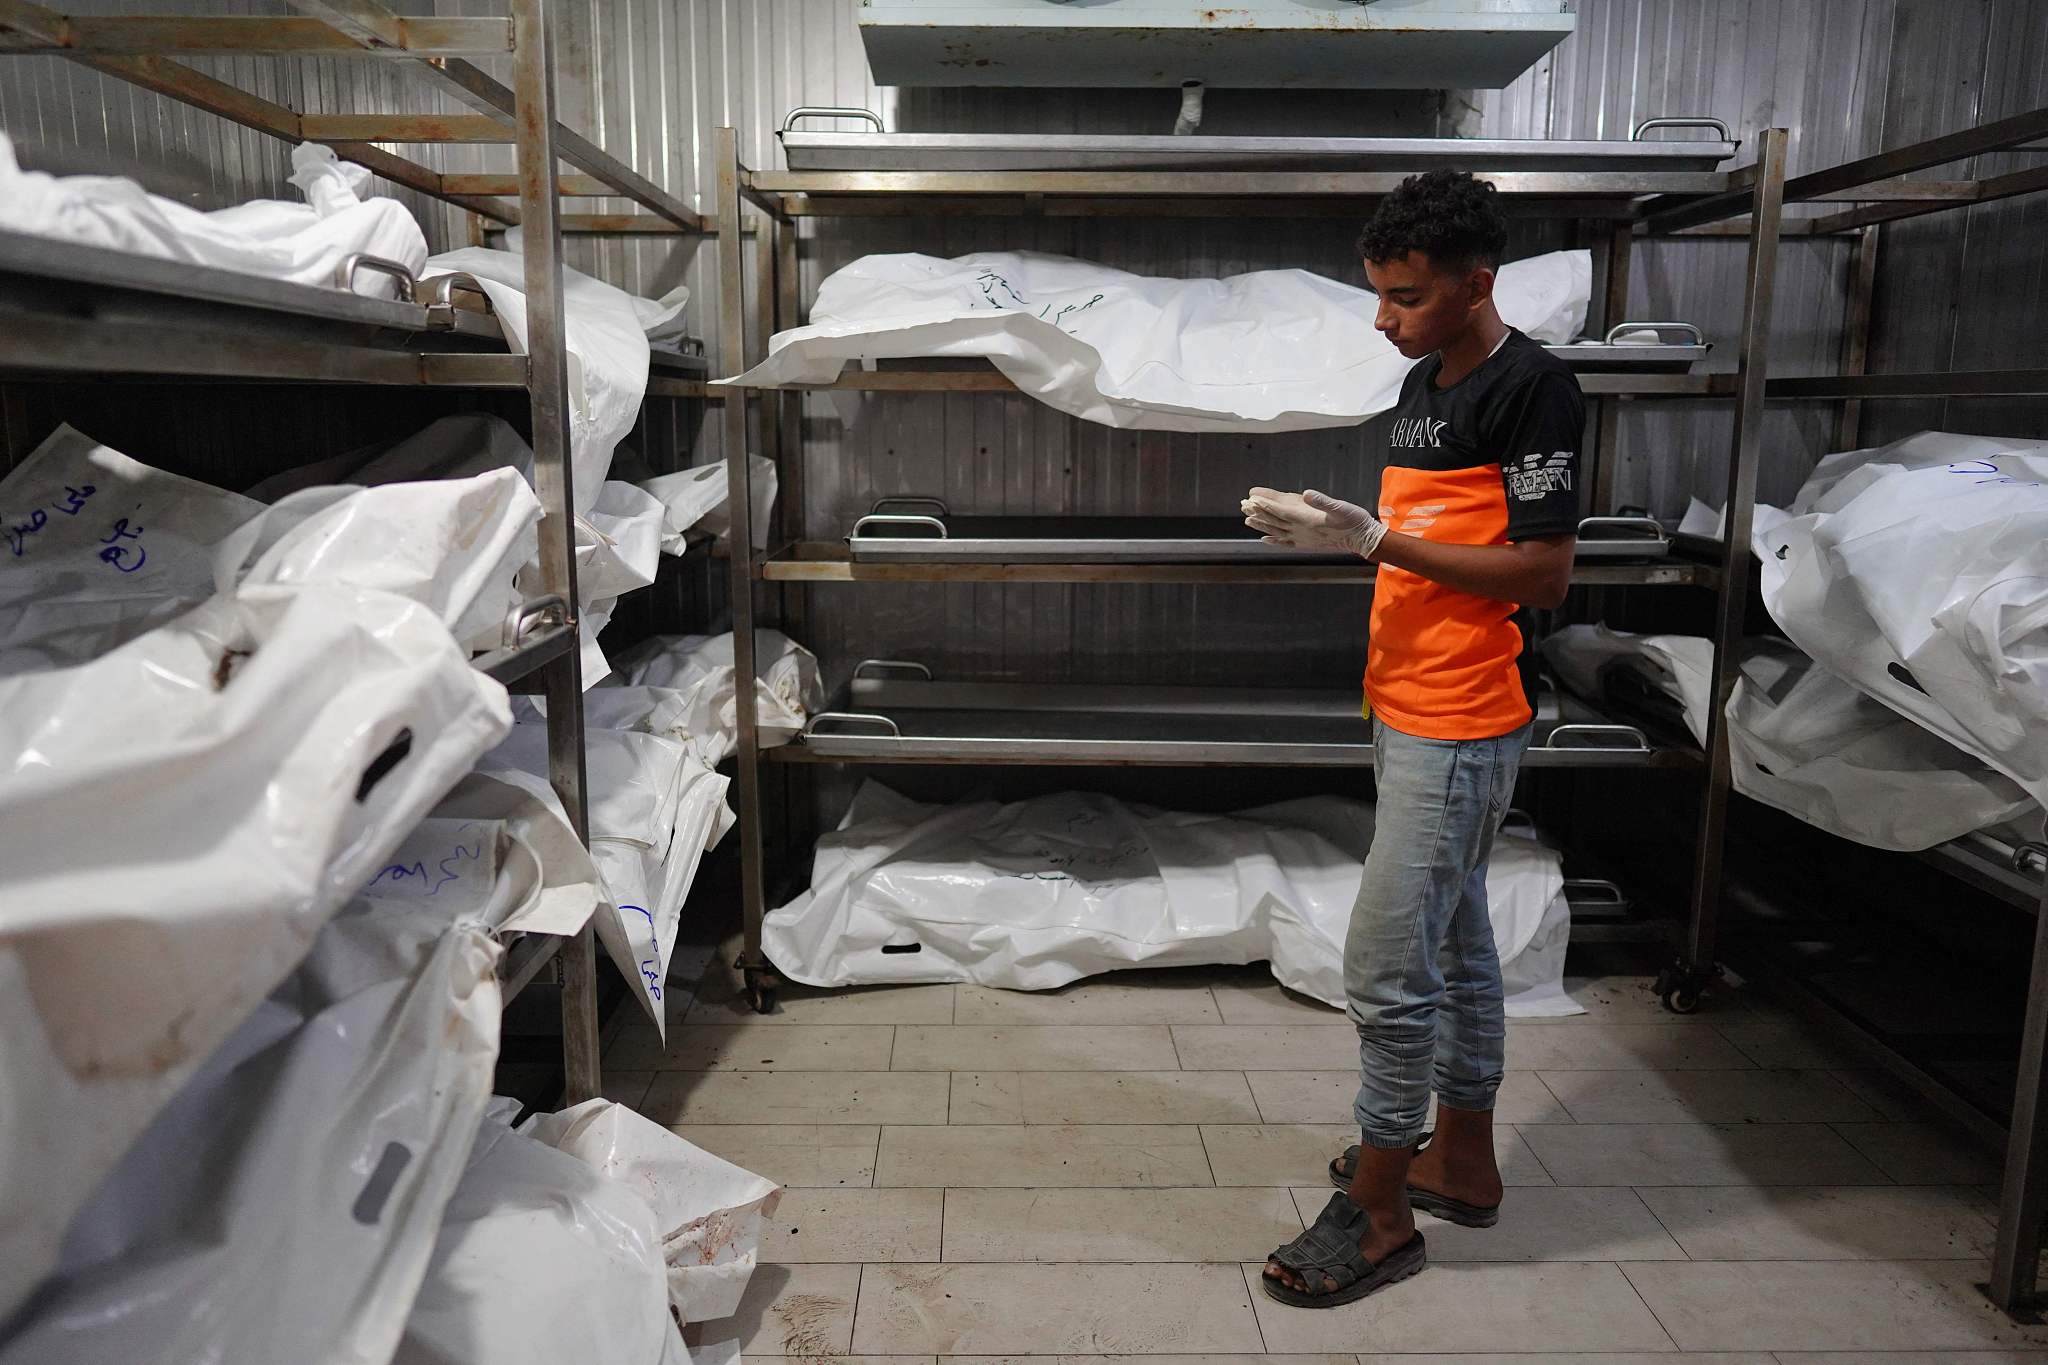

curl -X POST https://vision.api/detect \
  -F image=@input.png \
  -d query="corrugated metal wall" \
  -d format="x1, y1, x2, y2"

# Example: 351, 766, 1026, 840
4, 0, 2044, 698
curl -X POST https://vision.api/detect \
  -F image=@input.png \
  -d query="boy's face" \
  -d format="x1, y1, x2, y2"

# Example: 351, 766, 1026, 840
1363, 251, 1495, 359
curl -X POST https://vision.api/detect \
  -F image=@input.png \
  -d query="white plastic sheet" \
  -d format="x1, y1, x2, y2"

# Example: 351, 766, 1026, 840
726, 248, 1591, 433
525, 1101, 782, 1324
1726, 639, 2036, 852
1755, 431, 2048, 811
765, 781, 1574, 1018
1542, 622, 2035, 851
642, 456, 780, 552
422, 247, 677, 513
396, 1100, 770, 1365
0, 423, 262, 670
393, 1103, 685, 1365
483, 708, 732, 1035
607, 630, 825, 765
0, 583, 511, 1322
0, 134, 425, 296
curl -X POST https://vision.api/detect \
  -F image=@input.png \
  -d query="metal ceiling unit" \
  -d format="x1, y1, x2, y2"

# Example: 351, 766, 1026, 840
857, 0, 1578, 90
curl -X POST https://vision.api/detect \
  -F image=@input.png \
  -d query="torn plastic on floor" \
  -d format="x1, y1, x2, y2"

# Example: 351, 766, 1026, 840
1755, 431, 2048, 812
0, 134, 426, 296
422, 247, 685, 513
725, 248, 1590, 433
606, 630, 826, 766
395, 1101, 774, 1365
483, 706, 733, 1035
764, 780, 1577, 1018
0, 583, 512, 1323
642, 455, 780, 552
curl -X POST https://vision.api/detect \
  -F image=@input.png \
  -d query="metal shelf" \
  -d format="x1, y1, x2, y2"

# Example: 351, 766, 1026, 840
1768, 369, 2048, 401
0, 229, 533, 387
499, 930, 566, 1006
775, 673, 1697, 771
472, 618, 577, 687
760, 540, 1714, 587
1917, 830, 2048, 914
720, 357, 1736, 399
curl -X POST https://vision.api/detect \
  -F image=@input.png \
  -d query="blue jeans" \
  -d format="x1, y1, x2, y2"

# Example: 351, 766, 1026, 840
1347, 715, 1530, 1149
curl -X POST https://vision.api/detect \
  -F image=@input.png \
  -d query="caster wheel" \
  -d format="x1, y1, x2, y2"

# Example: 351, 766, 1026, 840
743, 966, 780, 1015
1662, 986, 1702, 1015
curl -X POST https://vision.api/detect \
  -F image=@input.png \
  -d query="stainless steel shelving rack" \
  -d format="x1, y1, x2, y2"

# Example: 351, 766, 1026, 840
0, 0, 713, 1104
706, 121, 1797, 1018
1662, 105, 2048, 1318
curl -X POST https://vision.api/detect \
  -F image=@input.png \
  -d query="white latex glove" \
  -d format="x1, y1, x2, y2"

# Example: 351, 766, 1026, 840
1242, 486, 1389, 560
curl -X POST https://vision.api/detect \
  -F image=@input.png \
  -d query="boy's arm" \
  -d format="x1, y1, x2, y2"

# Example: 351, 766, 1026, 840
1368, 532, 1576, 609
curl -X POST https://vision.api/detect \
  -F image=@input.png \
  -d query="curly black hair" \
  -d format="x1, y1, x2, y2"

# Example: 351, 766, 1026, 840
1357, 169, 1509, 274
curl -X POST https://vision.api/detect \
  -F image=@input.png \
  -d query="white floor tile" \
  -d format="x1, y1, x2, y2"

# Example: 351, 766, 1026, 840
1209, 980, 1346, 1025
1245, 1069, 1569, 1125
944, 1187, 1302, 1262
1834, 1122, 2005, 1185
1538, 1068, 1881, 1124
701, 1263, 861, 1357
1518, 1122, 1891, 1187
1248, 1260, 1674, 1353
688, 982, 957, 1026
641, 1071, 948, 1125
892, 1026, 1182, 1072
1637, 1184, 1996, 1260
1171, 1025, 1357, 1071
1620, 1260, 2048, 1351
1201, 1123, 1552, 1188
1507, 1023, 1755, 1071
955, 978, 1224, 1025
855, 1264, 1265, 1354
1716, 1021, 1867, 1070
951, 1071, 1262, 1125
761, 1187, 943, 1262
667, 1124, 879, 1188
614, 1022, 897, 1071
877, 1124, 1215, 1188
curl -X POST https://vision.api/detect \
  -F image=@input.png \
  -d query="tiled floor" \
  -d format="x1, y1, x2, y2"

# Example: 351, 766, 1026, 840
616, 958, 2045, 1361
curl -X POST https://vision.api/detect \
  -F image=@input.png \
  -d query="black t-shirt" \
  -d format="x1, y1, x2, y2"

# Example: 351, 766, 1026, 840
1366, 328, 1585, 739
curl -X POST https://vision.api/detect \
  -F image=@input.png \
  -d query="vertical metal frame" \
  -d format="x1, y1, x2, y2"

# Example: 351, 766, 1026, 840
718, 128, 773, 1004
1683, 128, 1790, 986
1991, 872, 2048, 1316
510, 0, 600, 1103
1836, 224, 1881, 453
1589, 221, 1634, 519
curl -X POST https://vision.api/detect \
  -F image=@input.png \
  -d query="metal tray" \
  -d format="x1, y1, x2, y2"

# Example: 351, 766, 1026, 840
1549, 323, 1710, 373
779, 110, 1737, 174
846, 504, 1671, 564
782, 663, 1682, 769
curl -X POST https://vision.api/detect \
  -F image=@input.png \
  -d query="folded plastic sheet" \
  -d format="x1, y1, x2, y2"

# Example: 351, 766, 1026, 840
0, 583, 512, 1322
0, 423, 263, 670
0, 135, 425, 296
0, 772, 599, 1365
606, 630, 825, 766
725, 248, 1590, 433
483, 708, 733, 1035
525, 1101, 781, 1324
422, 248, 684, 513
641, 456, 780, 552
1543, 622, 2036, 851
1726, 639, 2037, 852
243, 413, 660, 682
0, 424, 544, 669
764, 781, 1575, 1018
395, 1100, 768, 1365
1755, 431, 2048, 812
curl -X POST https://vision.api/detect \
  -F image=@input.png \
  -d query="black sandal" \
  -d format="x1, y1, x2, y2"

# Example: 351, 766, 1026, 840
1328, 1136, 1503, 1230
1262, 1192, 1427, 1308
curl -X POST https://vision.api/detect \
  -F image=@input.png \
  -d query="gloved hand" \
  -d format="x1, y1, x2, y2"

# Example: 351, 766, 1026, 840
1242, 487, 1390, 560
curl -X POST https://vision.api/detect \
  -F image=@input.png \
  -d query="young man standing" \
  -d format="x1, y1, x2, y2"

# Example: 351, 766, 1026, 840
1244, 169, 1584, 1307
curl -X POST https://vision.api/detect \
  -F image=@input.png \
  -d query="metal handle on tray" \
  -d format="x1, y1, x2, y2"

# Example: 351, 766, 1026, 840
872, 496, 952, 516
1632, 117, 1732, 141
502, 594, 568, 648
782, 107, 885, 133
1535, 723, 1652, 753
2017, 842, 2048, 877
1564, 877, 1630, 905
807, 711, 903, 738
1604, 321, 1705, 346
1500, 807, 1540, 840
850, 514, 949, 539
1577, 515, 1669, 543
853, 659, 934, 681
339, 253, 417, 302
